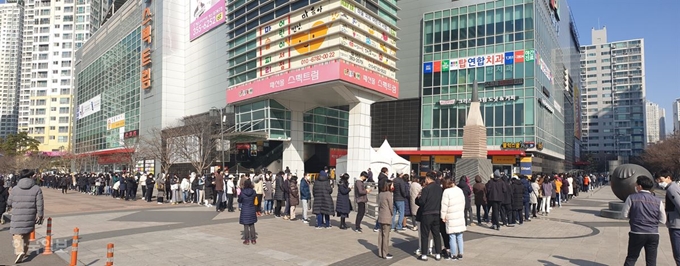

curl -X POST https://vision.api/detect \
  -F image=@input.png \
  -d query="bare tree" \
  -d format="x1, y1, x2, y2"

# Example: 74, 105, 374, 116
138, 127, 180, 174
0, 155, 19, 174
640, 132, 680, 176
173, 114, 219, 174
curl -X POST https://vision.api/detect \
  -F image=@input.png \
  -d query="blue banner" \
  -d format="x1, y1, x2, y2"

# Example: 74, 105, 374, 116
504, 52, 515, 65
423, 62, 433, 73
520, 162, 532, 175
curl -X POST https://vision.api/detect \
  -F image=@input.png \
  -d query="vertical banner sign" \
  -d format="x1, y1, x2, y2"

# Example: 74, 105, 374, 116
141, 1, 153, 90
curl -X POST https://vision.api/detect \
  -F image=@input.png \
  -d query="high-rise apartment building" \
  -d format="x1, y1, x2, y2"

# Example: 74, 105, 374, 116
673, 98, 680, 134
580, 27, 645, 162
17, 0, 109, 152
0, 0, 23, 139
645, 101, 665, 144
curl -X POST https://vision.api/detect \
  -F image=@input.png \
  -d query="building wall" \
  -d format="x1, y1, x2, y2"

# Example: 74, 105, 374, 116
19, 0, 107, 151
371, 98, 420, 148
673, 98, 680, 133
0, 1, 23, 138
580, 27, 645, 161
644, 101, 664, 144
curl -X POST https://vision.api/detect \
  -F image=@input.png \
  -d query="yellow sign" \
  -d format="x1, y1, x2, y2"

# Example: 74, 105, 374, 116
409, 156, 421, 163
106, 114, 125, 130
492, 156, 515, 165
434, 156, 455, 164
520, 157, 532, 163
420, 156, 430, 162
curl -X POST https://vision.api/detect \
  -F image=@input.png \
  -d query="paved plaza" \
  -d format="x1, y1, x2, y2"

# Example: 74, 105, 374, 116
0, 186, 675, 266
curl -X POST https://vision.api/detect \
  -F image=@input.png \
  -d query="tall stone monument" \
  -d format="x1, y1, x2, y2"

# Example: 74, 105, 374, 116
455, 81, 493, 182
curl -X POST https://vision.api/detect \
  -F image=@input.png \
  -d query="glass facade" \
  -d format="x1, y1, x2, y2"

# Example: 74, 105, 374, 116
235, 100, 291, 140
74, 28, 141, 153
303, 106, 349, 145
421, 0, 565, 157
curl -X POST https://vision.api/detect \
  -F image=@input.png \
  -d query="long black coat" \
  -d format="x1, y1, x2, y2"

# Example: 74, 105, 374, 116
238, 188, 258, 225
312, 175, 334, 215
274, 174, 285, 201
335, 182, 351, 217
511, 179, 526, 210
0, 186, 8, 214
457, 178, 472, 209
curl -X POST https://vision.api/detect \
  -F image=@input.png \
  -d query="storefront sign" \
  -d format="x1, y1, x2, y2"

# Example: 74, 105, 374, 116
423, 49, 535, 73
123, 129, 139, 139
520, 162, 532, 175
439, 95, 518, 106
483, 78, 524, 88
538, 98, 555, 113
227, 60, 399, 104
492, 156, 515, 165
501, 141, 536, 150
434, 155, 455, 164
542, 86, 551, 98
106, 113, 125, 130
140, 1, 153, 90
537, 142, 544, 151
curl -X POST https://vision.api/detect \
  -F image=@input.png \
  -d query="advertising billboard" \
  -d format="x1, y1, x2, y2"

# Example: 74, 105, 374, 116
227, 60, 399, 104
423, 50, 535, 73
106, 113, 125, 130
77, 95, 101, 120
190, 0, 225, 41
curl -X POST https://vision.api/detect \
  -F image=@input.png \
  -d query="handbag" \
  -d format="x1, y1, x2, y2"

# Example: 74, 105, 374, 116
254, 196, 259, 206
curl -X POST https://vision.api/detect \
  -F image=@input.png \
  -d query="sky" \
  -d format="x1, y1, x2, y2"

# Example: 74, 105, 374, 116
568, 0, 680, 133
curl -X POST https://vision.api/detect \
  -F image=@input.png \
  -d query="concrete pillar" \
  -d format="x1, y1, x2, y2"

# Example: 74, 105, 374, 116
279, 100, 314, 176
346, 96, 375, 184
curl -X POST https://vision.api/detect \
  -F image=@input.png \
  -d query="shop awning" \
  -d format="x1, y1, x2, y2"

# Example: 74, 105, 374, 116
394, 150, 526, 157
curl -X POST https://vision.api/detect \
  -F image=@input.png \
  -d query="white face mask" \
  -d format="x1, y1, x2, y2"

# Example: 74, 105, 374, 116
658, 182, 668, 189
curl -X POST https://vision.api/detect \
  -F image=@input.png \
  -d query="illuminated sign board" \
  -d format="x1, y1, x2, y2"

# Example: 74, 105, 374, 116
439, 95, 518, 106
140, 1, 153, 90
501, 141, 536, 150
423, 50, 534, 73
124, 129, 139, 139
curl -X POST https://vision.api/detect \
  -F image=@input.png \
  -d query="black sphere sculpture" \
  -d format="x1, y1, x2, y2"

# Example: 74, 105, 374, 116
610, 164, 653, 201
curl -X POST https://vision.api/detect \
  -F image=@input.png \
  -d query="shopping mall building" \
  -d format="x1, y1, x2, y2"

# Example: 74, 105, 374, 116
72, 0, 581, 176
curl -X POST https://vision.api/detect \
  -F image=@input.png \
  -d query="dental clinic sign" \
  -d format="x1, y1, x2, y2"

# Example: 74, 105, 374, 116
140, 0, 153, 90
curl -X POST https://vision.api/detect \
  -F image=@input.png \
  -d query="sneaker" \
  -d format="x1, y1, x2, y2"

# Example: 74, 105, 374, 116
15, 253, 25, 263
419, 255, 428, 261
435, 254, 442, 261
315, 227, 323, 229
385, 254, 393, 259
303, 220, 309, 224
415, 249, 421, 256
325, 226, 332, 229
353, 228, 362, 233
396, 228, 406, 232
373, 228, 379, 232
457, 254, 463, 260
242, 240, 249, 245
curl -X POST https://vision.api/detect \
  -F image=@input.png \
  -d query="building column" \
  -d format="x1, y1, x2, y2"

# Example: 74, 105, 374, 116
346, 96, 375, 183
280, 101, 313, 176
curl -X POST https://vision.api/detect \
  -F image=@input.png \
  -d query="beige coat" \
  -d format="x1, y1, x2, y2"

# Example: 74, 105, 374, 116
377, 191, 394, 224
409, 181, 422, 216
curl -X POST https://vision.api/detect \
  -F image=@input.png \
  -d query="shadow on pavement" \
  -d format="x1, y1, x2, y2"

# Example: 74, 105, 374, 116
358, 239, 379, 256
537, 259, 560, 266
553, 255, 608, 266
570, 209, 603, 216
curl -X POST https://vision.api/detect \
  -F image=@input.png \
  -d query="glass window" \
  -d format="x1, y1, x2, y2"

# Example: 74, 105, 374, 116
424, 20, 433, 45
494, 8, 503, 34
434, 19, 442, 43
450, 16, 458, 41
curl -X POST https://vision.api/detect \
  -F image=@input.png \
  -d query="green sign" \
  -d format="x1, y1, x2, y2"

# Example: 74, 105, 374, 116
525, 50, 535, 62
442, 60, 449, 72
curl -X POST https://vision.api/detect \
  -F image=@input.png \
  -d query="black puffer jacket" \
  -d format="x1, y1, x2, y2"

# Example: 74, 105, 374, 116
485, 177, 505, 202
312, 174, 334, 215
457, 177, 472, 209
511, 179, 525, 209
274, 174, 285, 201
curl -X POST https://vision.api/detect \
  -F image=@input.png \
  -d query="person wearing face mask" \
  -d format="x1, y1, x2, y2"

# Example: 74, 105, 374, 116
621, 175, 666, 266
655, 170, 680, 265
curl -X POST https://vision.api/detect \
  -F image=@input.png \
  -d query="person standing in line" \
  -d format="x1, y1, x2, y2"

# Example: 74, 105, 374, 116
391, 170, 408, 231
263, 173, 274, 215
312, 171, 334, 229
238, 179, 258, 245
622, 176, 666, 266
336, 173, 352, 230
283, 174, 291, 219
472, 175, 488, 225
441, 176, 466, 261
456, 176, 472, 227
409, 175, 423, 231
156, 173, 166, 204
254, 173, 264, 216
529, 177, 540, 218
520, 175, 533, 221
190, 173, 198, 204
214, 169, 225, 212
485, 173, 504, 230
373, 167, 389, 232
196, 174, 205, 205
273, 172, 285, 218
300, 174, 312, 223
655, 170, 680, 265
181, 176, 191, 203
0, 180, 8, 224
7, 169, 44, 264
140, 173, 148, 200
288, 175, 300, 221
510, 176, 526, 225
226, 175, 236, 212
145, 173, 155, 202
354, 171, 371, 233
377, 179, 394, 259
541, 177, 553, 216
416, 172, 443, 261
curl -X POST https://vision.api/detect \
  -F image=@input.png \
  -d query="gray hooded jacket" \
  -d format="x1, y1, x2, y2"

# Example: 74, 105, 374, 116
8, 178, 44, 235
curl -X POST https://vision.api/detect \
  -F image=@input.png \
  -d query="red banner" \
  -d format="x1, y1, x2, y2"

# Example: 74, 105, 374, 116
329, 148, 347, 166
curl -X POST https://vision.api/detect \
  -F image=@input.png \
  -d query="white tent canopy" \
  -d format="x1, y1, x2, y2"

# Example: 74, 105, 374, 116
335, 140, 411, 184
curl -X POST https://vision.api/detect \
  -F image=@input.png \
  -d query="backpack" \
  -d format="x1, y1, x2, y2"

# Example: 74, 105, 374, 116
156, 181, 165, 191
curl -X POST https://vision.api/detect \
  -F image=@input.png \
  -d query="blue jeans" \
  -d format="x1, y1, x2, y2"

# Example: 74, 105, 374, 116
316, 214, 330, 227
524, 201, 531, 220
391, 200, 405, 230
265, 199, 273, 212
449, 233, 464, 255
182, 191, 189, 202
